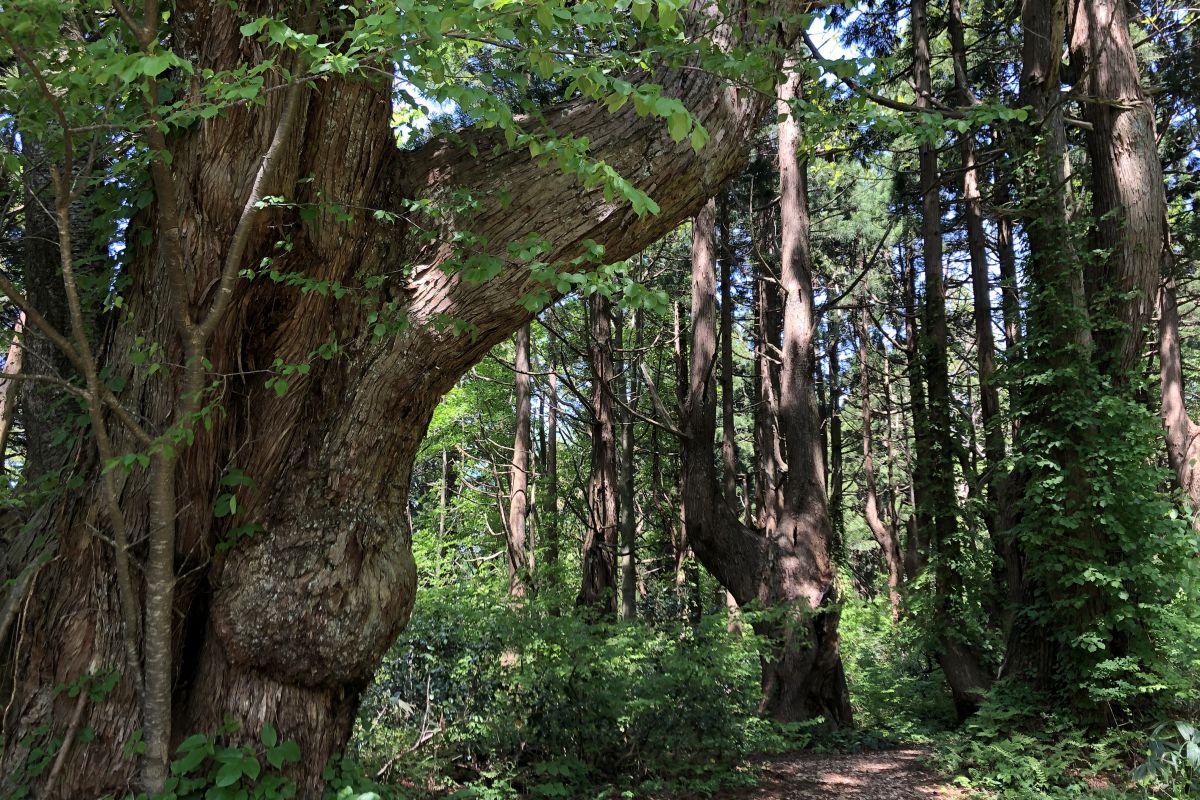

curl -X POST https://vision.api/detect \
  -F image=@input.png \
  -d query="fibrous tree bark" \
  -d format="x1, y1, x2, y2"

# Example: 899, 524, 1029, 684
506, 323, 532, 598
680, 66, 852, 726
579, 294, 618, 614
1003, 0, 1169, 695
1069, 0, 1166, 380
0, 0, 814, 793
1159, 276, 1200, 520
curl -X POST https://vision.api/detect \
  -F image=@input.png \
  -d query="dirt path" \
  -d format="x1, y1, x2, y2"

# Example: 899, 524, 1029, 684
714, 747, 968, 799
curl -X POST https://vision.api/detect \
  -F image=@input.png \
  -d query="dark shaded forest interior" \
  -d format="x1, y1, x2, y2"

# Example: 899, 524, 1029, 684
1, 0, 1199, 797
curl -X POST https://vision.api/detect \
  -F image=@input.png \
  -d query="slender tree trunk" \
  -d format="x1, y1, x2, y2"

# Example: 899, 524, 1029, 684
720, 194, 739, 510
826, 309, 844, 560
0, 313, 25, 460
913, 0, 992, 715
719, 197, 743, 628
673, 300, 692, 605
900, 240, 928, 576
858, 306, 902, 620
993, 165, 1021, 351
579, 295, 618, 613
544, 332, 560, 571
948, 0, 1018, 626
1159, 278, 1200, 519
506, 324, 532, 597
755, 241, 784, 534
617, 308, 640, 620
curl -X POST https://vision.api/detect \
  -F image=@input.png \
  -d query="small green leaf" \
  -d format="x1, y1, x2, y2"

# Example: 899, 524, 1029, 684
214, 759, 243, 787
667, 111, 689, 143
141, 53, 172, 77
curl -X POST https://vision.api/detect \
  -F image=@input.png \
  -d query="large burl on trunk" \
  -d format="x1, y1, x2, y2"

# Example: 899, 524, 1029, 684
0, 0, 809, 796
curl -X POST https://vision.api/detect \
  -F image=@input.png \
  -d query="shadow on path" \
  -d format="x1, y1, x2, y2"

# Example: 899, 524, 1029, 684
711, 747, 967, 799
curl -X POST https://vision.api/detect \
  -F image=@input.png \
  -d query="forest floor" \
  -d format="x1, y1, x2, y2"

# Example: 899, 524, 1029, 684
710, 747, 969, 799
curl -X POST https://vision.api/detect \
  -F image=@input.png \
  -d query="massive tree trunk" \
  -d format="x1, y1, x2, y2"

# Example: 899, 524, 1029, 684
0, 0, 811, 794
506, 323, 532, 598
1002, 0, 1169, 698
1069, 0, 1166, 380
681, 67, 852, 727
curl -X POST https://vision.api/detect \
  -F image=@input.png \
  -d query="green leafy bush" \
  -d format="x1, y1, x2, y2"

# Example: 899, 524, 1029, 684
354, 586, 799, 797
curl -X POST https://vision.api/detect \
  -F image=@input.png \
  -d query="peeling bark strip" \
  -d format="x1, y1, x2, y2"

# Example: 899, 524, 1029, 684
0, 1, 815, 794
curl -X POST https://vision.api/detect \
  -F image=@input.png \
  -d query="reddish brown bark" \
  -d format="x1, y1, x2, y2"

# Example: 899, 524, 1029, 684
0, 0, 813, 793
1158, 279, 1200, 518
1069, 0, 1167, 379
579, 295, 618, 613
506, 323, 532, 597
1159, 276, 1200, 519
680, 68, 852, 727
857, 307, 902, 620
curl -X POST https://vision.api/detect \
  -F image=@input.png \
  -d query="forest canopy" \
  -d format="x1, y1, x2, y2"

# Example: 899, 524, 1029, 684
1, 0, 1199, 798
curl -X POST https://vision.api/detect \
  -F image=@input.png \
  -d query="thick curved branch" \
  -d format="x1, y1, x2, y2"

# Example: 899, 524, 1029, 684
391, 0, 811, 386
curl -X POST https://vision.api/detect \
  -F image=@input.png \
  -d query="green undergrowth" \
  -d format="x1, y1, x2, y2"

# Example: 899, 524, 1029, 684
341, 587, 1200, 799
347, 589, 958, 798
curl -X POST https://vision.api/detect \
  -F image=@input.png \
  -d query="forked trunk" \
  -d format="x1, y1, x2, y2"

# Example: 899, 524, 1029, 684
680, 68, 851, 727
0, 0, 810, 792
